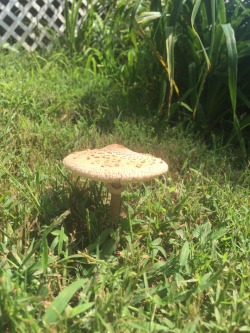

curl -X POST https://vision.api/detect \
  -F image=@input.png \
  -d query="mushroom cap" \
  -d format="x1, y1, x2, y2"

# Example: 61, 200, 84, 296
63, 144, 168, 184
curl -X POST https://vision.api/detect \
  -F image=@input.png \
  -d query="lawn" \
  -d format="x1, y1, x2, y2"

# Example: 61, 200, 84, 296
0, 51, 250, 332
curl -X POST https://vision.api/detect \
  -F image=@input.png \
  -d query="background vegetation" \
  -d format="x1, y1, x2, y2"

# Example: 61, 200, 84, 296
0, 0, 249, 332
60, 0, 250, 156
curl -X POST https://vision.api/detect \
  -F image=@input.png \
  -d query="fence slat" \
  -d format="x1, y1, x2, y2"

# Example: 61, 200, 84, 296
0, 0, 87, 51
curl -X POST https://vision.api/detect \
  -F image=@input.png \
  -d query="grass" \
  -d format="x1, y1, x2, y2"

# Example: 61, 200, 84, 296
0, 51, 250, 332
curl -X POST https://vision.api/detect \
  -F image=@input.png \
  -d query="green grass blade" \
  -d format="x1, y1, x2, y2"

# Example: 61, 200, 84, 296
20, 211, 70, 269
68, 302, 95, 318
43, 279, 86, 325
166, 26, 176, 116
180, 241, 190, 267
190, 1, 210, 70
131, 0, 143, 22
42, 235, 48, 274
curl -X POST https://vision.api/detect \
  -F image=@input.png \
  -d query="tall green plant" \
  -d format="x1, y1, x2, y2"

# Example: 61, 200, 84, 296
132, 0, 250, 157
62, 0, 138, 83
132, 0, 183, 115
64, 0, 84, 55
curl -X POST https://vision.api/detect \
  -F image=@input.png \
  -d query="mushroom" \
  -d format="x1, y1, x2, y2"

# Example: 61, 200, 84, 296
63, 144, 168, 221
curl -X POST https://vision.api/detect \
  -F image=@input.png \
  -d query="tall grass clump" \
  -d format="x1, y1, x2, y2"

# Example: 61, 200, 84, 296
131, 0, 250, 157
61, 0, 139, 80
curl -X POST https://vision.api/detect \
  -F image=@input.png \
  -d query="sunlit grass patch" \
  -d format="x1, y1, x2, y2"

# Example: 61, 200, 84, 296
0, 51, 249, 332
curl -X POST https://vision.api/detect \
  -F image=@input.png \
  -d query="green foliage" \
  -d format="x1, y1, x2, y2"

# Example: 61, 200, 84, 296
64, 0, 84, 55
131, 0, 250, 157
0, 52, 250, 332
61, 0, 139, 81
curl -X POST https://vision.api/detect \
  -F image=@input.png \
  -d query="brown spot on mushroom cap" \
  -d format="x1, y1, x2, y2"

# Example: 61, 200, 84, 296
63, 144, 168, 183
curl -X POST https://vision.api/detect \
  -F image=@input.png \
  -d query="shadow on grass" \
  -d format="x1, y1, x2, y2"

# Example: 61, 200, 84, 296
77, 77, 161, 133
37, 179, 131, 257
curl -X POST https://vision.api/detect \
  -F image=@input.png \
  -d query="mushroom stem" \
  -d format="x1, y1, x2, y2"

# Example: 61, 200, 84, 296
107, 182, 125, 221
110, 193, 122, 221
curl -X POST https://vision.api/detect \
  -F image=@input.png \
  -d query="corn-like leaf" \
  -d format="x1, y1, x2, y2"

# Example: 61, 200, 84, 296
191, 0, 202, 27
218, 0, 226, 23
221, 23, 237, 111
190, 0, 210, 70
208, 0, 216, 57
221, 23, 246, 157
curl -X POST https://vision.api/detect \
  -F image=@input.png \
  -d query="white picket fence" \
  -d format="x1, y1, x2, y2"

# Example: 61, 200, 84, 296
0, 0, 86, 51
